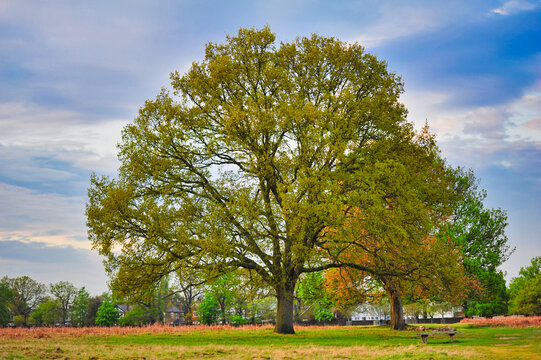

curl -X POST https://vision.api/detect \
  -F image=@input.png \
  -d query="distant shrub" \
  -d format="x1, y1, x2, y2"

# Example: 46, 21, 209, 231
230, 315, 247, 326
95, 300, 120, 327
13, 315, 25, 327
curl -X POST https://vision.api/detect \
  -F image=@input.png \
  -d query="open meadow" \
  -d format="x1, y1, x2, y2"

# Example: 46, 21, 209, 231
1, 319, 540, 360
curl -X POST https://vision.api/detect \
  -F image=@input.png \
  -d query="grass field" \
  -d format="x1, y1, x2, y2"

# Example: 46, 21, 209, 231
1, 323, 540, 359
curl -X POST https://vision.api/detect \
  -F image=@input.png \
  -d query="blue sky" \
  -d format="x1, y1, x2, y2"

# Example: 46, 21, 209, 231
0, 0, 540, 295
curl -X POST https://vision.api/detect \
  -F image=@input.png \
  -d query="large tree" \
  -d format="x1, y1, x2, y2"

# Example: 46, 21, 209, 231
50, 281, 78, 326
87, 27, 459, 333
0, 284, 12, 327
1, 276, 46, 324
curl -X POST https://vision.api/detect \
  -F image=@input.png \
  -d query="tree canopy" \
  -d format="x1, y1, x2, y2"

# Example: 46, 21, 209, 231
445, 169, 513, 316
1, 276, 46, 324
87, 27, 463, 333
50, 281, 78, 326
0, 284, 12, 327
509, 257, 541, 315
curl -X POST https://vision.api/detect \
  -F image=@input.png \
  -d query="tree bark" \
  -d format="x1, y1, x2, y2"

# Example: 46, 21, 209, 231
387, 284, 405, 330
275, 285, 295, 334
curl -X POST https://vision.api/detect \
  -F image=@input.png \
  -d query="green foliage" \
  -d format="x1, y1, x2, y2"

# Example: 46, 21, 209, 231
28, 308, 43, 326
86, 26, 464, 333
49, 281, 78, 326
509, 276, 541, 315
30, 298, 61, 326
1, 276, 46, 321
86, 296, 103, 326
518, 256, 541, 279
95, 300, 120, 326
509, 257, 541, 315
446, 169, 513, 316
508, 256, 540, 298
245, 296, 276, 323
13, 315, 25, 327
297, 272, 326, 306
229, 314, 248, 326
464, 271, 508, 317
297, 272, 335, 322
119, 305, 155, 326
0, 283, 12, 326
71, 287, 90, 327
207, 274, 237, 324
198, 293, 220, 325
314, 298, 334, 323
118, 278, 171, 325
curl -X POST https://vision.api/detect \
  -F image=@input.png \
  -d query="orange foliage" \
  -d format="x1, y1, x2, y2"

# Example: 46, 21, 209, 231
323, 221, 474, 306
460, 316, 541, 328
323, 267, 384, 310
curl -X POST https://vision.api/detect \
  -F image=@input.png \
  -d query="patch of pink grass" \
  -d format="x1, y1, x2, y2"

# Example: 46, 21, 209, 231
460, 315, 541, 328
0, 323, 274, 339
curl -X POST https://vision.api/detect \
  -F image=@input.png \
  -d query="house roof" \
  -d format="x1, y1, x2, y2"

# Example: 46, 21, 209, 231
165, 305, 182, 313
115, 304, 131, 313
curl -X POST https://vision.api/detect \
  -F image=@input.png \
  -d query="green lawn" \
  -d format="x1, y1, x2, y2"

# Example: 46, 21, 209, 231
1, 323, 539, 359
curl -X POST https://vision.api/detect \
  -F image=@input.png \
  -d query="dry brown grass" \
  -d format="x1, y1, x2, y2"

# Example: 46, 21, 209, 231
1, 324, 539, 359
0, 341, 483, 360
460, 315, 541, 328
0, 323, 274, 339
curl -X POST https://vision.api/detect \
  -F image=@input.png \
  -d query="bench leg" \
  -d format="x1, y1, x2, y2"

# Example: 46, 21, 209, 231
421, 335, 428, 344
449, 334, 454, 342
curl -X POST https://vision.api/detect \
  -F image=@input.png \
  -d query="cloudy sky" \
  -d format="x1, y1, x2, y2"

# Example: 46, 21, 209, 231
1, 0, 540, 296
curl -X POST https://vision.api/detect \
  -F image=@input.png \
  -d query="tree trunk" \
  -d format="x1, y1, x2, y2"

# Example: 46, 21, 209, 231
275, 285, 295, 334
387, 285, 405, 330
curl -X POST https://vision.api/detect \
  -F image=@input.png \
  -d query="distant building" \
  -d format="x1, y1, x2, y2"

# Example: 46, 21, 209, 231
115, 304, 132, 317
164, 302, 184, 325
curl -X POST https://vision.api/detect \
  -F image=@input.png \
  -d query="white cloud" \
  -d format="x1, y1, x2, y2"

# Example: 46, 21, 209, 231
352, 6, 442, 48
0, 183, 88, 249
491, 0, 540, 15
348, 1, 490, 48
0, 1, 155, 73
402, 80, 541, 172
462, 107, 511, 140
0, 102, 124, 174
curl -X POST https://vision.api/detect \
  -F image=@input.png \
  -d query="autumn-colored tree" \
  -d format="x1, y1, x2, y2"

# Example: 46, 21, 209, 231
317, 127, 469, 330
324, 236, 472, 329
322, 267, 381, 317
87, 27, 461, 333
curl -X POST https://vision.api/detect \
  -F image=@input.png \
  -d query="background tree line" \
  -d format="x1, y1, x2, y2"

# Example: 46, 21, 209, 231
0, 277, 104, 327
1, 253, 539, 328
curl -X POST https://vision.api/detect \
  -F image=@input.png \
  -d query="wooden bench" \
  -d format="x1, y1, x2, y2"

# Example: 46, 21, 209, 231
419, 331, 459, 343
